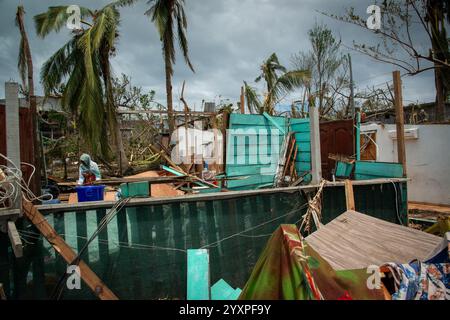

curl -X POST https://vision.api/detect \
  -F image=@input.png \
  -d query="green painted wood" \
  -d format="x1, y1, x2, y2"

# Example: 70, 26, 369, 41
226, 174, 275, 189
295, 162, 312, 173
263, 112, 287, 134
296, 142, 311, 152
297, 152, 312, 162
232, 155, 279, 166
294, 132, 311, 142
211, 279, 240, 300
229, 135, 284, 147
226, 164, 277, 176
187, 249, 210, 300
290, 122, 310, 133
336, 161, 354, 178
229, 113, 288, 127
226, 114, 311, 190
354, 161, 404, 180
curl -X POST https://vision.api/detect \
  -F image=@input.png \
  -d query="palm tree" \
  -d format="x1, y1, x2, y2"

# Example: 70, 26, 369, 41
16, 5, 42, 193
145, 0, 195, 134
245, 53, 310, 115
35, 0, 136, 174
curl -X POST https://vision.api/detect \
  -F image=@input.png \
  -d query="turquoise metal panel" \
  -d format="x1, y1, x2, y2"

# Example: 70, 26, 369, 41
230, 113, 287, 127
211, 279, 241, 300
187, 249, 210, 300
354, 161, 404, 180
226, 114, 311, 190
226, 174, 275, 189
336, 161, 354, 178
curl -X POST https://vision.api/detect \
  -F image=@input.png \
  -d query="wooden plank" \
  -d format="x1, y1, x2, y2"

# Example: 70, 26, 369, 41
21, 201, 118, 300
393, 71, 407, 177
7, 221, 23, 258
344, 180, 355, 211
187, 249, 210, 300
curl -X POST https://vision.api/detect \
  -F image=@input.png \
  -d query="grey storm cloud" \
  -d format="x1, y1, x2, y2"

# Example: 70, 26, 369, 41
0, 0, 436, 110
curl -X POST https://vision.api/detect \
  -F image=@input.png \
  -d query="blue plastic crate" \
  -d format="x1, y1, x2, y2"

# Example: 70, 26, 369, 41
75, 185, 105, 202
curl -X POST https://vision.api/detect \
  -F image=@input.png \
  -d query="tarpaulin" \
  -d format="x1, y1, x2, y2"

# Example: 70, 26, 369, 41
239, 224, 385, 300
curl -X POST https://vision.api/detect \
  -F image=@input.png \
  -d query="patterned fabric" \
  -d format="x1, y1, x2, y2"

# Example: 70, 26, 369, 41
383, 232, 450, 300
239, 225, 385, 300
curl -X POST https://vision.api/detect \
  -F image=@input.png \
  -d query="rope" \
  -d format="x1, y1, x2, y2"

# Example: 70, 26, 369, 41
299, 179, 327, 235
0, 153, 53, 206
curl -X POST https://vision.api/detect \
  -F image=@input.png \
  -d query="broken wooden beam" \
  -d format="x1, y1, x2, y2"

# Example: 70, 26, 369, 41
7, 221, 23, 258
344, 180, 355, 211
22, 200, 118, 300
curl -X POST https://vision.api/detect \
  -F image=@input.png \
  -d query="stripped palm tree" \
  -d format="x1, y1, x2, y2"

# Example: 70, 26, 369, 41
245, 53, 310, 115
16, 5, 42, 192
35, 0, 136, 174
145, 0, 195, 134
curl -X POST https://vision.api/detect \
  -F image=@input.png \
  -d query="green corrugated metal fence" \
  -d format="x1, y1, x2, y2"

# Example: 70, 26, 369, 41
0, 181, 407, 300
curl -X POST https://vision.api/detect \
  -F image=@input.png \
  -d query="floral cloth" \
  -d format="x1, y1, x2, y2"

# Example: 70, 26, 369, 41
383, 232, 449, 300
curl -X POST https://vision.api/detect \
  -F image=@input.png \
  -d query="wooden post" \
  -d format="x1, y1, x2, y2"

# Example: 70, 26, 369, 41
222, 111, 230, 173
7, 221, 23, 258
22, 201, 118, 300
344, 180, 355, 211
393, 71, 407, 177
309, 105, 322, 185
240, 86, 245, 114
5, 82, 21, 213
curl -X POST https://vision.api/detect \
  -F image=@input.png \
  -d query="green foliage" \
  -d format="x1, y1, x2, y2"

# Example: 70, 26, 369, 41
245, 53, 310, 115
292, 23, 349, 118
36, 1, 136, 159
145, 0, 194, 74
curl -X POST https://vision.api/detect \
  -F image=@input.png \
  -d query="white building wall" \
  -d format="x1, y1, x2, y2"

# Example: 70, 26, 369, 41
361, 123, 450, 205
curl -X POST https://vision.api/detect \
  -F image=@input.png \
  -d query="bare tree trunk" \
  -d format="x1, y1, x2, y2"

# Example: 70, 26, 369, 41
435, 67, 445, 122
16, 7, 42, 195
165, 56, 175, 134
101, 48, 129, 176
114, 115, 129, 176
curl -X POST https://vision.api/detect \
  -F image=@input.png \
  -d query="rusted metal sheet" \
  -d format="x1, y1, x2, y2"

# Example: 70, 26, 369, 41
320, 119, 354, 180
0, 104, 37, 193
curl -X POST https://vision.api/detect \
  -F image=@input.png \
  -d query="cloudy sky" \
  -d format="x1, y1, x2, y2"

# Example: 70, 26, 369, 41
0, 0, 436, 111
